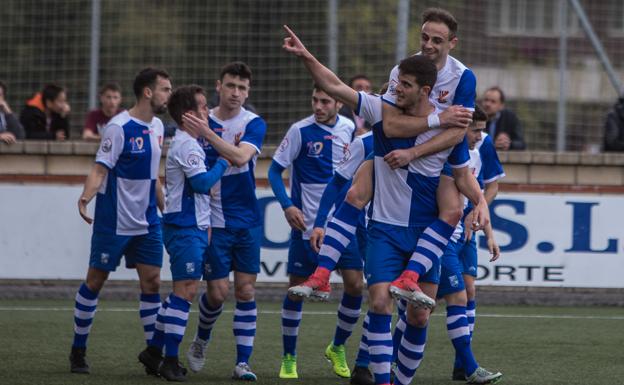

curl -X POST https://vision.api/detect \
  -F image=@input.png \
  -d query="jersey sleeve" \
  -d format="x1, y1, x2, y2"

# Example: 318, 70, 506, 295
272, 124, 302, 169
451, 69, 476, 110
335, 136, 366, 180
480, 135, 506, 183
240, 117, 267, 154
95, 122, 124, 169
448, 136, 470, 168
355, 92, 382, 126
178, 142, 208, 178
381, 65, 399, 106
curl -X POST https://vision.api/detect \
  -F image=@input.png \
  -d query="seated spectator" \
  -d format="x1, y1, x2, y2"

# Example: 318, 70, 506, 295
482, 86, 526, 150
0, 80, 25, 144
20, 84, 70, 140
339, 74, 373, 136
603, 97, 624, 152
82, 83, 123, 141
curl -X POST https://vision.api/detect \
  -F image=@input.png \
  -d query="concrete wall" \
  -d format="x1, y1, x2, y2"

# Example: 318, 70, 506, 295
2, 141, 624, 187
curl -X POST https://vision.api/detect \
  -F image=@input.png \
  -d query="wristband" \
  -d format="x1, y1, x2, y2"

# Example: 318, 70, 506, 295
427, 113, 440, 129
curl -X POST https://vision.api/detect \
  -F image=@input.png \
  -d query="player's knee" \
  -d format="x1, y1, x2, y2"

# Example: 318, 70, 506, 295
140, 274, 161, 294
344, 278, 364, 296
368, 296, 392, 314
445, 291, 467, 306
465, 284, 476, 301
235, 282, 255, 302
345, 186, 367, 210
439, 205, 463, 226
406, 306, 430, 327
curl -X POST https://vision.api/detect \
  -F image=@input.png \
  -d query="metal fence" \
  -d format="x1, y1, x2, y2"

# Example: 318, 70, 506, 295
1, 0, 623, 151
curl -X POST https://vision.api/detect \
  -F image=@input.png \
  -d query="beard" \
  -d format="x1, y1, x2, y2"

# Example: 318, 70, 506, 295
151, 100, 167, 114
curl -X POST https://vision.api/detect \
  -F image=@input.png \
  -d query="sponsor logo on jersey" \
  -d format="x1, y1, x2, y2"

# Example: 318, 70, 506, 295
323, 135, 337, 140
306, 141, 323, 157
388, 79, 398, 95
130, 136, 145, 154
142, 129, 153, 134
101, 138, 112, 153
437, 90, 450, 104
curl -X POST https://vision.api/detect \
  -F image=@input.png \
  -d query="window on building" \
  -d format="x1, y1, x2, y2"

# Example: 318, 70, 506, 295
488, 0, 580, 37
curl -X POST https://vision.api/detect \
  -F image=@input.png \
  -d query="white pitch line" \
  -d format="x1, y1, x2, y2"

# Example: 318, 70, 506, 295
0, 306, 622, 320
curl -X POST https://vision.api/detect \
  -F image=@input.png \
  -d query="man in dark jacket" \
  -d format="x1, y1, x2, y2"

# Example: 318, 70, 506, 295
20, 83, 70, 140
0, 80, 25, 144
482, 86, 526, 150
338, 74, 373, 136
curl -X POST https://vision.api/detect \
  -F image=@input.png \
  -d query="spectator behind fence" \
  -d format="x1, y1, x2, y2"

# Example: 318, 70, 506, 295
82, 83, 123, 141
20, 84, 70, 140
338, 74, 373, 136
482, 86, 526, 151
603, 97, 624, 152
0, 80, 25, 144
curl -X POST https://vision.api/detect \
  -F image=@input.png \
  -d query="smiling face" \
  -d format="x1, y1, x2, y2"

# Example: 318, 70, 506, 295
216, 74, 250, 112
420, 21, 457, 66
311, 88, 341, 125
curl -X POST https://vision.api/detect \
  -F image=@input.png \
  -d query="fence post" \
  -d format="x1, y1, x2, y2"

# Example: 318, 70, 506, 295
328, 0, 339, 72
88, 0, 101, 110
557, 0, 568, 152
396, 0, 410, 63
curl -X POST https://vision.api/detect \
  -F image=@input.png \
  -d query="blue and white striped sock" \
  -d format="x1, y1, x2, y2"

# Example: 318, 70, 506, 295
447, 305, 478, 375
317, 202, 361, 271
234, 300, 257, 364
354, 314, 370, 368
392, 299, 407, 363
72, 283, 98, 348
333, 293, 362, 346
467, 300, 476, 335
139, 293, 161, 344
394, 322, 427, 385
163, 294, 190, 358
281, 296, 303, 356
197, 292, 223, 342
149, 298, 168, 350
367, 312, 393, 385
406, 219, 455, 275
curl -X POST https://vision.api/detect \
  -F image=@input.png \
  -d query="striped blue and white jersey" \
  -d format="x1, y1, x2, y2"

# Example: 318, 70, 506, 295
450, 132, 505, 241
273, 114, 355, 239
163, 129, 211, 230
335, 130, 373, 180
94, 110, 163, 236
382, 54, 476, 111
356, 92, 470, 228
200, 108, 267, 229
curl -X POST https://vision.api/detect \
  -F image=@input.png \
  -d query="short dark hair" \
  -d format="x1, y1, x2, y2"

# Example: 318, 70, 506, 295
422, 8, 458, 39
133, 67, 170, 99
486, 86, 505, 104
99, 82, 122, 96
41, 84, 65, 104
473, 104, 487, 122
219, 61, 252, 82
348, 74, 370, 87
168, 84, 205, 126
0, 80, 6, 95
398, 55, 437, 90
